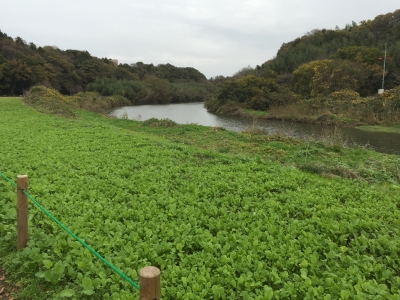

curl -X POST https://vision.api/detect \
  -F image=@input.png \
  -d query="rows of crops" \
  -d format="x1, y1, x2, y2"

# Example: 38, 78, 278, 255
1, 98, 400, 299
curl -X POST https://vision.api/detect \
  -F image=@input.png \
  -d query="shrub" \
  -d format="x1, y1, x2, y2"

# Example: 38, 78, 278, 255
142, 118, 177, 128
379, 86, 400, 124
87, 78, 147, 104
24, 86, 77, 117
24, 86, 130, 116
306, 90, 361, 112
382, 86, 400, 112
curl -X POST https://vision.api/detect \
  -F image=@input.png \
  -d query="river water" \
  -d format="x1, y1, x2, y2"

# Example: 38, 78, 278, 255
111, 102, 400, 155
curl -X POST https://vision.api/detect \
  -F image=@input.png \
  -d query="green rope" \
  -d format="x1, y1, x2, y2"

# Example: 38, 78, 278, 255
0, 171, 17, 187
0, 172, 140, 290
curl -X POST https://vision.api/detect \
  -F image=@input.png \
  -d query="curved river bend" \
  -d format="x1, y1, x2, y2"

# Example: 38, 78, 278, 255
111, 103, 400, 155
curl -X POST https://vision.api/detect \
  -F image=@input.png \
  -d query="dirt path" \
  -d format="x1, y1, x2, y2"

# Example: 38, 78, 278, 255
0, 268, 17, 300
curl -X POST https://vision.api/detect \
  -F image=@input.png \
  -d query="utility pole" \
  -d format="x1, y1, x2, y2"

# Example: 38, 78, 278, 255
379, 41, 387, 94
382, 41, 387, 89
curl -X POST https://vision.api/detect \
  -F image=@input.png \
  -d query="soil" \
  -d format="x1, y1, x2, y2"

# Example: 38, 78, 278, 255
0, 268, 18, 300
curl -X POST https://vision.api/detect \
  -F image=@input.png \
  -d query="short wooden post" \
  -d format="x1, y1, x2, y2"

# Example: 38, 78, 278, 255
139, 266, 161, 300
17, 175, 28, 249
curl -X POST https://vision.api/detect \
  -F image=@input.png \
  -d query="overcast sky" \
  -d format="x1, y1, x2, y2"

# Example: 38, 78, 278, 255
1, 1, 399, 78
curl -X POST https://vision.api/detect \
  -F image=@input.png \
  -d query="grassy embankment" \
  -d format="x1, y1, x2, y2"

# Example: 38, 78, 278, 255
0, 94, 400, 299
211, 88, 400, 130
240, 102, 400, 129
357, 125, 400, 134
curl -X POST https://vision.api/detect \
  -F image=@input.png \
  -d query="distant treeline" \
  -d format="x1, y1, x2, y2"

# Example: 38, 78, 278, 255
206, 9, 400, 122
87, 78, 213, 104
0, 30, 210, 104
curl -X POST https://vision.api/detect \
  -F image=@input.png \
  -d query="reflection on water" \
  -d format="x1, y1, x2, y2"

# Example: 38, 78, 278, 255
111, 103, 400, 155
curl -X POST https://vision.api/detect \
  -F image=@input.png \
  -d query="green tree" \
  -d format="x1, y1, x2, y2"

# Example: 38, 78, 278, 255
7, 59, 33, 94
310, 60, 363, 96
143, 75, 171, 104
292, 60, 331, 97
293, 59, 383, 97
205, 75, 279, 112
0, 53, 10, 93
334, 46, 383, 65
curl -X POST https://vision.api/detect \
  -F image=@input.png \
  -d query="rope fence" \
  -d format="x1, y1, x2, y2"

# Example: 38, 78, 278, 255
0, 171, 17, 187
0, 171, 160, 299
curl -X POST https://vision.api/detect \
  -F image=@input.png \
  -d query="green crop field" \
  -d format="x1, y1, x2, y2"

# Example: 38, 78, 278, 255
1, 98, 400, 299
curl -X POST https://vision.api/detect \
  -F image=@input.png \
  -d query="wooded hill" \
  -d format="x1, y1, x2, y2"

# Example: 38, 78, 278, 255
265, 10, 400, 81
205, 9, 400, 125
0, 31, 209, 103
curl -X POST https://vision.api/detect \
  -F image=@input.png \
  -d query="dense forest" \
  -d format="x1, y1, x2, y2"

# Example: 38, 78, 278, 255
205, 9, 400, 125
0, 31, 211, 104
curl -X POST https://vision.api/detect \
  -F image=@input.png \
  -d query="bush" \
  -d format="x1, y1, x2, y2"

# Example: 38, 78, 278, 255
378, 86, 400, 124
24, 86, 130, 116
86, 78, 147, 104
170, 82, 210, 103
142, 118, 177, 128
246, 96, 270, 110
142, 75, 172, 104
306, 90, 361, 112
382, 86, 400, 112
330, 89, 360, 102
70, 92, 130, 113
24, 86, 77, 117
269, 89, 301, 106
205, 75, 279, 113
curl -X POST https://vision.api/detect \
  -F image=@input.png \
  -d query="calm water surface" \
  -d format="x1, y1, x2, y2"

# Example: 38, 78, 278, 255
111, 103, 400, 155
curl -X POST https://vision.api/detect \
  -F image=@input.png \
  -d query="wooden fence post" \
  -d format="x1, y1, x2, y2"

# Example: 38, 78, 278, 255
139, 266, 161, 300
17, 175, 28, 249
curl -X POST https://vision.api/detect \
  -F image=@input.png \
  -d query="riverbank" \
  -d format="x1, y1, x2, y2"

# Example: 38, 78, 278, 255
357, 125, 400, 134
20, 90, 400, 183
105, 114, 400, 185
235, 107, 364, 126
205, 87, 400, 129
1, 97, 400, 299
225, 105, 400, 129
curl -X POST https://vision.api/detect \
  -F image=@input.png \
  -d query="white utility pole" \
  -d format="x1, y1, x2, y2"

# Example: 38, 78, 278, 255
379, 41, 387, 94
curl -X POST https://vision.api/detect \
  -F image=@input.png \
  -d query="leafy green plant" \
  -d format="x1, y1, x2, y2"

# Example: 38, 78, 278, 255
1, 98, 400, 299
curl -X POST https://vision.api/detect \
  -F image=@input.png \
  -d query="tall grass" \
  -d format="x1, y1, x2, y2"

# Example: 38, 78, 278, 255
24, 86, 130, 117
